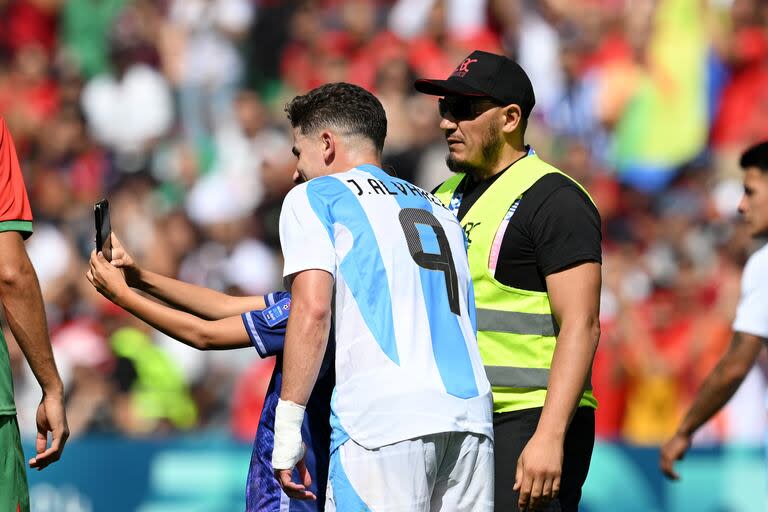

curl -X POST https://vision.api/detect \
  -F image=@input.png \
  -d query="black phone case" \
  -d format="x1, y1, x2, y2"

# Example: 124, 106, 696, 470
94, 199, 112, 260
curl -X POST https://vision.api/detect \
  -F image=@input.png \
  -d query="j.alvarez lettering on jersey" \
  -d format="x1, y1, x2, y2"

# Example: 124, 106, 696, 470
345, 178, 447, 210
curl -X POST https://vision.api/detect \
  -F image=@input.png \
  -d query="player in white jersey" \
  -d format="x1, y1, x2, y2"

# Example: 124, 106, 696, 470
271, 82, 494, 511
661, 140, 768, 480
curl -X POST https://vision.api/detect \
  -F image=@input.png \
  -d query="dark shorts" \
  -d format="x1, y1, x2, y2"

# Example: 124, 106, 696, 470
0, 415, 29, 512
493, 406, 595, 512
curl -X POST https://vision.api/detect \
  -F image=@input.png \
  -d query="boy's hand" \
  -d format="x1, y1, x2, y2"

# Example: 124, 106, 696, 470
86, 250, 130, 304
109, 232, 140, 287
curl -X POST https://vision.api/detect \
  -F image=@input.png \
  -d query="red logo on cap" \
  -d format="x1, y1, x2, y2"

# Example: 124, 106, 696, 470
452, 58, 478, 78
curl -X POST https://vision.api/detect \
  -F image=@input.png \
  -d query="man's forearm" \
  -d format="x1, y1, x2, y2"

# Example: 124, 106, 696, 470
536, 322, 599, 439
0, 255, 62, 395
135, 268, 266, 319
677, 360, 746, 437
280, 304, 331, 406
676, 332, 762, 438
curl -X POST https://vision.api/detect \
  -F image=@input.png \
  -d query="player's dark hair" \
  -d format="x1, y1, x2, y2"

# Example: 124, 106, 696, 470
285, 82, 387, 154
740, 141, 768, 173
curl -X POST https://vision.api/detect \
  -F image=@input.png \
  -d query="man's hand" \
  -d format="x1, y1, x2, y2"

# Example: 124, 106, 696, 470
109, 233, 140, 287
275, 456, 316, 501
514, 432, 563, 511
86, 250, 130, 304
272, 399, 316, 500
28, 392, 69, 470
660, 432, 691, 480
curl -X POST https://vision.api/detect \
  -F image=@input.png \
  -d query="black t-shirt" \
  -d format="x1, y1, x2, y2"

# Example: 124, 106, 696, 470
442, 167, 602, 292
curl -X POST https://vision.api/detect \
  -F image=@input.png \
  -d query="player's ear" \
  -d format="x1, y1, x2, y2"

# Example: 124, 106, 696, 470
321, 131, 335, 165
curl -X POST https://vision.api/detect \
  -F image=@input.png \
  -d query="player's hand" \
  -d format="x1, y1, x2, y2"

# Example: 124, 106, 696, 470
86, 249, 129, 304
660, 432, 691, 480
29, 392, 69, 470
275, 453, 316, 501
514, 431, 563, 511
109, 232, 140, 287
272, 399, 316, 500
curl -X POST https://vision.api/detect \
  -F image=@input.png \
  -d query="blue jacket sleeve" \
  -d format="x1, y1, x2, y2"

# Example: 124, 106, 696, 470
240, 292, 291, 358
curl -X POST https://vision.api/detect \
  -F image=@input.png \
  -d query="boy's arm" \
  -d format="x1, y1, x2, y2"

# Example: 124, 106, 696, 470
135, 268, 266, 320
110, 233, 267, 319
241, 293, 290, 358
88, 251, 251, 350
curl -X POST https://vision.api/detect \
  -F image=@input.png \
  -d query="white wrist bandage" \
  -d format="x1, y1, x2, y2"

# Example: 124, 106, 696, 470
271, 399, 307, 470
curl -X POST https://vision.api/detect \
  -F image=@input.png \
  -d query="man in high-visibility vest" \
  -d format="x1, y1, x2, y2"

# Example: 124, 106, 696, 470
415, 51, 602, 512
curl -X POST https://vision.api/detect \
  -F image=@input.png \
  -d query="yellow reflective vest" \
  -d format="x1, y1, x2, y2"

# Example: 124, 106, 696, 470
435, 154, 598, 413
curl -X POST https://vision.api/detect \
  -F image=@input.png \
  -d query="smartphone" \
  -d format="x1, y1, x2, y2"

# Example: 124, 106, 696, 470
94, 199, 112, 261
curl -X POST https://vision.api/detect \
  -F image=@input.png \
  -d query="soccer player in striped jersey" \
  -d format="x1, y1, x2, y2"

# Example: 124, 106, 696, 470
86, 233, 332, 511
273, 82, 494, 511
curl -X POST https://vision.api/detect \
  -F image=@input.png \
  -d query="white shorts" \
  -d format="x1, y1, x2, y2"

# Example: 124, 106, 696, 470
325, 431, 493, 512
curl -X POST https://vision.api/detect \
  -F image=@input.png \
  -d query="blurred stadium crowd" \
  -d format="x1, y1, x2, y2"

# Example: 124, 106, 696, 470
2, 0, 768, 447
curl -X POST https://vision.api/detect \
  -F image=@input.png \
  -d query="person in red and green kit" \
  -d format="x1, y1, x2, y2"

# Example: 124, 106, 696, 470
0, 116, 69, 512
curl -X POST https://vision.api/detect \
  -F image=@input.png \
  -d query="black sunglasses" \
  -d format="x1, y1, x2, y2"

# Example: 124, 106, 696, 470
438, 96, 501, 121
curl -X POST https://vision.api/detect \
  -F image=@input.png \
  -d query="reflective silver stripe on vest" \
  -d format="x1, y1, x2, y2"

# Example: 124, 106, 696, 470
477, 308, 558, 336
484, 366, 593, 391
485, 366, 550, 389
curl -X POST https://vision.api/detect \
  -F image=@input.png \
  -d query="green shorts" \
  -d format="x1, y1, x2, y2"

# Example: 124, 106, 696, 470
0, 415, 29, 512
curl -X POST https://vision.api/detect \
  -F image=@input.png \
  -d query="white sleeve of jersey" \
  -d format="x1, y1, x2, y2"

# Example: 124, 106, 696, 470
732, 248, 768, 339
279, 185, 336, 283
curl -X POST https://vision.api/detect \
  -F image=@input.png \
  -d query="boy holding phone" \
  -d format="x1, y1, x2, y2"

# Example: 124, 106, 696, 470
86, 233, 332, 511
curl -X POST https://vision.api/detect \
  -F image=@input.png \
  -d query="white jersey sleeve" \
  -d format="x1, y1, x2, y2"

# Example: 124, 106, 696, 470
279, 184, 337, 282
733, 243, 768, 339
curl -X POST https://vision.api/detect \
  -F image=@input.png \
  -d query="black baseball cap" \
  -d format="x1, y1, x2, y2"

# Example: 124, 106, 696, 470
414, 50, 536, 118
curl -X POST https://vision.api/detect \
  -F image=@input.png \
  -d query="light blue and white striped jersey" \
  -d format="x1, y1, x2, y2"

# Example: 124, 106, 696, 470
279, 165, 492, 450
